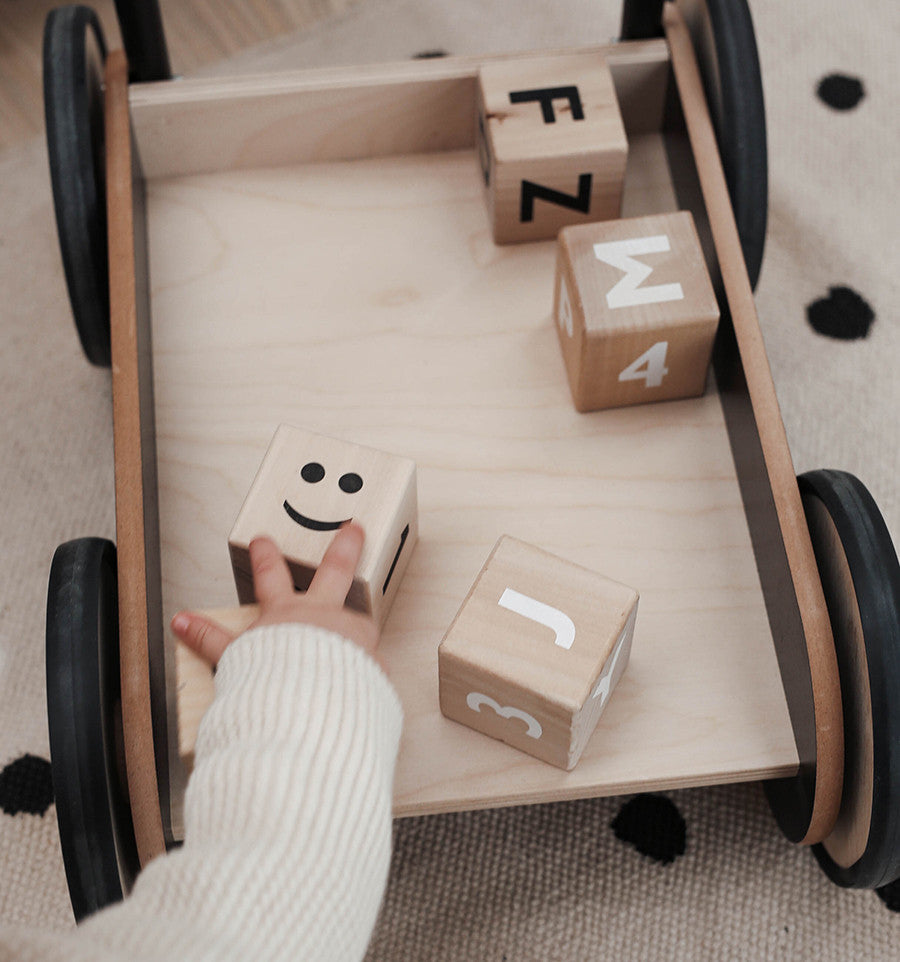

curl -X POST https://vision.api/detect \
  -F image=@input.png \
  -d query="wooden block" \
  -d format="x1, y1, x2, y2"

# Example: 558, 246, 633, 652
176, 605, 259, 772
554, 211, 720, 412
229, 425, 417, 626
438, 536, 639, 771
476, 52, 628, 245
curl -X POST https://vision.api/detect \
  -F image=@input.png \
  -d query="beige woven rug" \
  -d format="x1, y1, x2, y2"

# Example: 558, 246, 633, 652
1, 1, 898, 957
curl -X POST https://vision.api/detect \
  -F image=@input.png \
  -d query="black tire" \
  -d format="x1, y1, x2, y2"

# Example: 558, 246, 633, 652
619, 0, 665, 40
798, 471, 900, 888
43, 6, 110, 367
626, 0, 768, 291
700, 0, 767, 291
112, 0, 172, 82
46, 538, 140, 921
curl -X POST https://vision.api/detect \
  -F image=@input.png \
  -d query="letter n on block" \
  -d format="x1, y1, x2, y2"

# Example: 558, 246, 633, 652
476, 52, 628, 244
438, 536, 639, 770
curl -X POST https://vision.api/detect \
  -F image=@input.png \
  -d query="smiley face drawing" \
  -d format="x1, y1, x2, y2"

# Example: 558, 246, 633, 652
283, 461, 364, 531
229, 425, 418, 627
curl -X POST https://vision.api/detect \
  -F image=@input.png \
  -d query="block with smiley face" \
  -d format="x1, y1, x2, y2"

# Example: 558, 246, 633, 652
228, 425, 418, 627
438, 536, 638, 770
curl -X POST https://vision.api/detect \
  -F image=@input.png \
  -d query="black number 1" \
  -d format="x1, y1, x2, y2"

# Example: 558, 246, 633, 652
382, 524, 410, 594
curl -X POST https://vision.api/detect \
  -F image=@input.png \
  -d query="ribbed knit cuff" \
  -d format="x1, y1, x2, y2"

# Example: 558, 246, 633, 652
196, 624, 402, 759
70, 624, 404, 962
186, 624, 404, 843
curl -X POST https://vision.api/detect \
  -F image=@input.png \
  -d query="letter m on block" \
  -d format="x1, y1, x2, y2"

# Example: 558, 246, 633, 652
520, 174, 593, 223
593, 235, 684, 309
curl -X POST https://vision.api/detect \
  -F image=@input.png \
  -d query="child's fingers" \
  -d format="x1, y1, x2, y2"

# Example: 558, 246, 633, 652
172, 611, 234, 667
249, 536, 295, 605
306, 523, 365, 606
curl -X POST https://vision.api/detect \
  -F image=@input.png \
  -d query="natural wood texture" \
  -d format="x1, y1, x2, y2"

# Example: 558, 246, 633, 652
0, 0, 360, 152
476, 52, 628, 244
175, 605, 259, 771
229, 424, 418, 625
805, 496, 872, 868
554, 211, 719, 411
143, 120, 799, 826
664, 3, 842, 844
99, 37, 836, 830
438, 536, 638, 771
127, 41, 670, 178
105, 50, 167, 865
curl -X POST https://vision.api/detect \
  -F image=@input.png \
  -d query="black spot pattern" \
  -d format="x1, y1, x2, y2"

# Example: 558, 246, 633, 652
816, 74, 865, 111
806, 286, 875, 340
876, 878, 900, 912
611, 794, 686, 865
0, 754, 54, 816
413, 50, 448, 60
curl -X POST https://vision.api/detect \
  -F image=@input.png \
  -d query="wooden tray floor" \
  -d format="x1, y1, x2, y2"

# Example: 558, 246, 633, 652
148, 137, 797, 829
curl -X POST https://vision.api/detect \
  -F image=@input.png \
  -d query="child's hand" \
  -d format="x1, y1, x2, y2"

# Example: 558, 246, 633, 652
171, 523, 379, 668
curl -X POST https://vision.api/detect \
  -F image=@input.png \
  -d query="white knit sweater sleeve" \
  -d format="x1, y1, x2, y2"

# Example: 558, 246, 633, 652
1, 625, 403, 962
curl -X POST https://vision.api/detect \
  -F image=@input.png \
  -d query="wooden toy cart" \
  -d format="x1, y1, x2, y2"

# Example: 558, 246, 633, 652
43, 0, 900, 922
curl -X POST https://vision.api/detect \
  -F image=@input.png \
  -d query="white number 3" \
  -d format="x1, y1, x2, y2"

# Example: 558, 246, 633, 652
466, 693, 543, 739
618, 341, 669, 388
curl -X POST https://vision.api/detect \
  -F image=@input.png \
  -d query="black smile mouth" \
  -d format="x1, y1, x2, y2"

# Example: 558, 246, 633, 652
283, 500, 351, 531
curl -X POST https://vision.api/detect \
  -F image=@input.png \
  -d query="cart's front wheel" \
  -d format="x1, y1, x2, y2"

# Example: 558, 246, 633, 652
798, 470, 900, 888
46, 537, 139, 920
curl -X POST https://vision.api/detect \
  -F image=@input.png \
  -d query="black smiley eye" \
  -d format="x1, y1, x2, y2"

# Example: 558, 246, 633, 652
301, 462, 325, 483
339, 473, 363, 494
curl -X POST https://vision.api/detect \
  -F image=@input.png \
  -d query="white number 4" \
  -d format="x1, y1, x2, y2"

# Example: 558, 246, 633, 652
618, 341, 669, 388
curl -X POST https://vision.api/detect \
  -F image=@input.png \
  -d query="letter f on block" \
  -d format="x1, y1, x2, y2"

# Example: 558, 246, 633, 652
593, 235, 684, 309
498, 588, 576, 650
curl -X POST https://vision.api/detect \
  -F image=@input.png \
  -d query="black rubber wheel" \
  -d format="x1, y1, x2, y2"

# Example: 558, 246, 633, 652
112, 0, 172, 83
46, 538, 140, 921
659, 0, 768, 291
797, 471, 900, 888
44, 6, 110, 367
619, 0, 665, 40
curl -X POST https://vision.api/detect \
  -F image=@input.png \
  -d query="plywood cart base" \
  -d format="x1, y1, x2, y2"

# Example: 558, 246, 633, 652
42, 0, 900, 922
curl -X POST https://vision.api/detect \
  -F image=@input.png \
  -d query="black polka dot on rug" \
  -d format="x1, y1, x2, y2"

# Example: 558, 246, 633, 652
611, 794, 686, 865
876, 878, 900, 913
0, 754, 54, 817
806, 286, 875, 340
816, 73, 865, 110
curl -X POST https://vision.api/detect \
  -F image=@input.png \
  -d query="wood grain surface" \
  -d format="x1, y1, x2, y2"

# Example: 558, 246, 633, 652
438, 536, 639, 771
664, 3, 841, 844
133, 49, 801, 835
0, 0, 361, 152
477, 52, 628, 243
554, 210, 720, 411
804, 495, 872, 868
105, 49, 167, 864
228, 424, 418, 625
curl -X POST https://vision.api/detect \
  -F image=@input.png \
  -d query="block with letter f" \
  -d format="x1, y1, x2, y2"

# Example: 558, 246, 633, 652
476, 52, 628, 244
